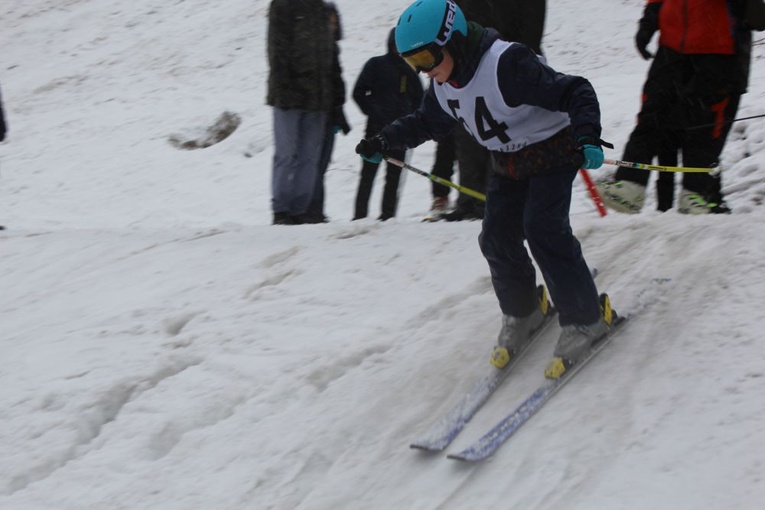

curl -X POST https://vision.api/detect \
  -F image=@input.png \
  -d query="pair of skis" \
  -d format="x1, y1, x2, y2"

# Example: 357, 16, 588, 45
410, 307, 559, 452
410, 302, 626, 462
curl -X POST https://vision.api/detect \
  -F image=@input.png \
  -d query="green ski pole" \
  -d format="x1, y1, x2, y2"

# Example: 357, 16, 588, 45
384, 157, 487, 201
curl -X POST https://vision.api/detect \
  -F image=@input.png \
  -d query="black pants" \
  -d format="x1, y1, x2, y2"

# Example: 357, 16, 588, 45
431, 134, 457, 198
454, 127, 492, 216
353, 148, 405, 220
655, 93, 741, 210
616, 46, 738, 201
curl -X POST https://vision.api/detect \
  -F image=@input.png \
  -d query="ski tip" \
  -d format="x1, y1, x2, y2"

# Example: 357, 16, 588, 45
446, 451, 482, 462
410, 443, 444, 452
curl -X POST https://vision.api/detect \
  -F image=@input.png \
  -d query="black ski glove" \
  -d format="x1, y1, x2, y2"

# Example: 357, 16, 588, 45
332, 107, 351, 135
355, 135, 387, 164
635, 2, 660, 60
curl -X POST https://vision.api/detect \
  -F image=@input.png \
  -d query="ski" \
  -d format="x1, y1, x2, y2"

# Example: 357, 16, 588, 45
410, 301, 557, 451
447, 315, 627, 462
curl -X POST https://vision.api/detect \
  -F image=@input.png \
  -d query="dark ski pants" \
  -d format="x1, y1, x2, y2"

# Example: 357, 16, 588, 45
615, 47, 738, 201
353, 148, 405, 220
479, 168, 601, 327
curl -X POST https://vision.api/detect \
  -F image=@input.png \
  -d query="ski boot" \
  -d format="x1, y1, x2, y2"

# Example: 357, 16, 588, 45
678, 189, 731, 214
490, 286, 551, 369
544, 294, 615, 379
422, 196, 450, 222
595, 179, 646, 214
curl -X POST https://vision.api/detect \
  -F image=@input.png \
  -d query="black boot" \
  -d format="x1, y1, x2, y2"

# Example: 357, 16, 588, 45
273, 212, 294, 225
440, 201, 484, 222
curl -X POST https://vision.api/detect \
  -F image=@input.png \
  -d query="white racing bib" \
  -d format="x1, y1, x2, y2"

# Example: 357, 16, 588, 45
434, 40, 570, 153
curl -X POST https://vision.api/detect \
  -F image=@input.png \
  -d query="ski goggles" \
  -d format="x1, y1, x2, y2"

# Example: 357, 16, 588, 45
401, 44, 444, 73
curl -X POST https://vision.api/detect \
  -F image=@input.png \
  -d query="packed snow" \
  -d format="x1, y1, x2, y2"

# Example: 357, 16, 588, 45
1, 0, 764, 508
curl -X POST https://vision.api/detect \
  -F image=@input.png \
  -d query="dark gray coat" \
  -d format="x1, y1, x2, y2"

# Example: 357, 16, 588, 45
456, 0, 546, 54
267, 0, 335, 112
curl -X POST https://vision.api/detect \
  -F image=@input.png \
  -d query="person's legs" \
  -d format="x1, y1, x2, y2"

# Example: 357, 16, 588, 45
656, 142, 678, 211
308, 121, 336, 220
431, 135, 456, 199
615, 47, 683, 186
271, 108, 301, 219
353, 160, 380, 220
290, 110, 328, 218
450, 128, 490, 220
478, 173, 537, 318
380, 149, 405, 220
597, 48, 684, 213
526, 167, 606, 372
525, 169, 600, 327
679, 54, 737, 212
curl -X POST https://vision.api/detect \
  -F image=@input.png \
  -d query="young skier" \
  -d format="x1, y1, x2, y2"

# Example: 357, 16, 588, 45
355, 0, 613, 378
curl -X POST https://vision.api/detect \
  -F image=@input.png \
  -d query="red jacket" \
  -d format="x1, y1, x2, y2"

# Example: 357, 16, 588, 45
650, 0, 736, 54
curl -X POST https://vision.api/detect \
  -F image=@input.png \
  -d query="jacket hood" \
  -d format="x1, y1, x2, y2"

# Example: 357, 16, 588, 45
387, 28, 397, 55
449, 22, 501, 86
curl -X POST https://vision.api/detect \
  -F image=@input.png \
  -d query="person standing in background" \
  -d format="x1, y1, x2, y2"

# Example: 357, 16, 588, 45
489, 0, 546, 55
0, 83, 6, 143
643, 0, 764, 212
267, 0, 335, 225
352, 29, 424, 221
596, 0, 765, 215
0, 82, 7, 231
307, 2, 351, 223
440, 0, 547, 221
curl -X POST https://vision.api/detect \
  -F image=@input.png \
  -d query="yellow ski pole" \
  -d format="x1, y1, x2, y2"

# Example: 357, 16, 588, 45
384, 157, 487, 202
604, 158, 714, 173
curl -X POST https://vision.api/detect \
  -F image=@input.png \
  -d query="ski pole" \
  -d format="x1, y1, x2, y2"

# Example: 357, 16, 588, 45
384, 156, 487, 202
578, 169, 607, 217
604, 158, 713, 173
387, 156, 609, 215
686, 113, 765, 130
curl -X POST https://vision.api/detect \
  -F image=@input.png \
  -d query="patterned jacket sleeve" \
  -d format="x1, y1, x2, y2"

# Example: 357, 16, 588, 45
380, 84, 458, 150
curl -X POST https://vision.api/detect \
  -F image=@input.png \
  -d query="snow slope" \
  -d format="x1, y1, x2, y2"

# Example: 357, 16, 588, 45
1, 0, 764, 508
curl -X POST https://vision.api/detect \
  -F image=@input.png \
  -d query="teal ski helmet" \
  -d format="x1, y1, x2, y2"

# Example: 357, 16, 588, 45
395, 0, 468, 71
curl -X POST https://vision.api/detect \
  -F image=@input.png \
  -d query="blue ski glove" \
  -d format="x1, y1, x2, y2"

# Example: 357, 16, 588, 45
580, 144, 604, 169
355, 135, 387, 164
576, 136, 605, 170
